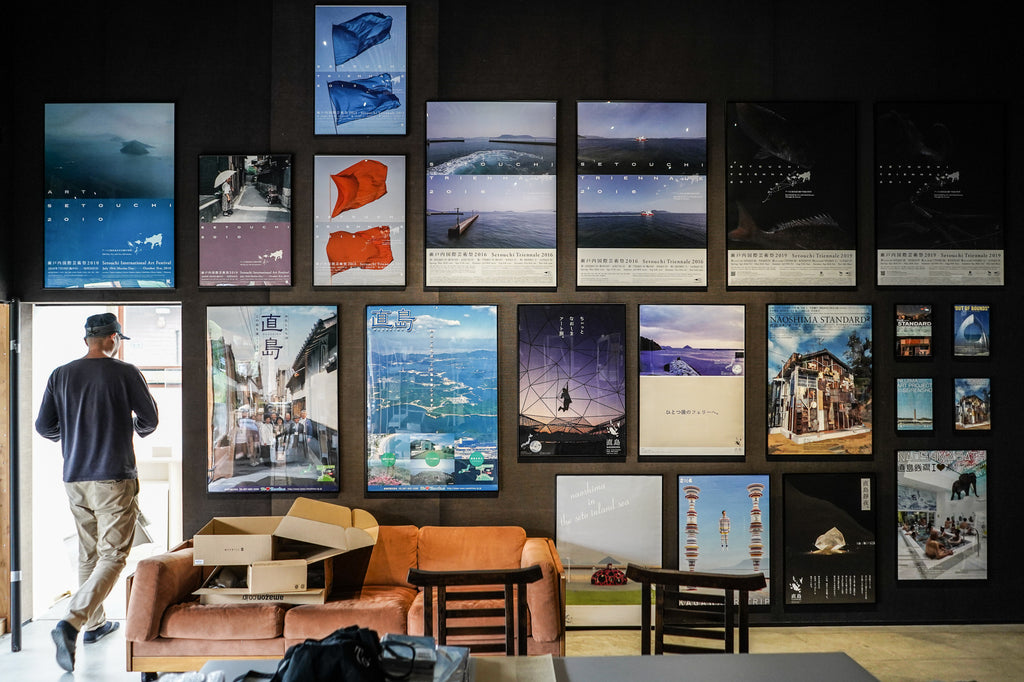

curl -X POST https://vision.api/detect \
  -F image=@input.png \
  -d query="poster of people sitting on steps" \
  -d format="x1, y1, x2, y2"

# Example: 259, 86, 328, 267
896, 450, 987, 581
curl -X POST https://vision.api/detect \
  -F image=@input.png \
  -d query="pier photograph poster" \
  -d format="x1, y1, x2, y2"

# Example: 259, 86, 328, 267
199, 155, 292, 287
576, 101, 707, 287
44, 102, 174, 288
314, 5, 407, 135
726, 101, 857, 287
639, 304, 744, 457
784, 473, 876, 605
953, 304, 990, 357
313, 155, 405, 286
366, 305, 498, 492
518, 304, 626, 459
207, 306, 339, 493
896, 449, 987, 581
895, 304, 932, 359
954, 377, 991, 431
895, 377, 933, 433
767, 304, 872, 456
425, 101, 556, 287
556, 475, 662, 627
875, 101, 1004, 286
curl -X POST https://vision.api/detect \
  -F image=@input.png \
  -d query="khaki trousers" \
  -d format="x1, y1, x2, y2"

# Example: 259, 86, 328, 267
63, 478, 139, 631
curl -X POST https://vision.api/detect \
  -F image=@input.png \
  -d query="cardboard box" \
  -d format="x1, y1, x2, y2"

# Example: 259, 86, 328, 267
194, 560, 331, 605
274, 498, 379, 562
192, 516, 281, 566
248, 559, 308, 593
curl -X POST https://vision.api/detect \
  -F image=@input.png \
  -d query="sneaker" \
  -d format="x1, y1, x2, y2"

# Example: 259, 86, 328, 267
83, 621, 120, 643
51, 620, 78, 672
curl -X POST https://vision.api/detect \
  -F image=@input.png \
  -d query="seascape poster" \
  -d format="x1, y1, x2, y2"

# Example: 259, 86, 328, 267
895, 304, 932, 359
576, 101, 707, 287
314, 5, 407, 135
313, 155, 406, 286
726, 101, 857, 287
639, 305, 744, 456
207, 306, 339, 493
896, 377, 933, 432
518, 304, 626, 458
44, 102, 174, 288
875, 101, 1004, 286
426, 101, 556, 287
783, 473, 876, 605
953, 304, 990, 357
365, 305, 498, 492
767, 304, 872, 456
954, 378, 991, 431
896, 449, 987, 581
199, 155, 292, 287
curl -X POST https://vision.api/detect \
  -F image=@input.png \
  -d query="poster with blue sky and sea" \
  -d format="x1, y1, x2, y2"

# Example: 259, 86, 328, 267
896, 377, 933, 432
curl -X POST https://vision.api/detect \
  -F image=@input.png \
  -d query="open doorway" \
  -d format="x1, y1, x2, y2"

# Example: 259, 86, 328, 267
29, 304, 182, 620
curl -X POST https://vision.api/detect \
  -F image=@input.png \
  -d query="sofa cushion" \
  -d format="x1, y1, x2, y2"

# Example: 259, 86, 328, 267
417, 526, 526, 571
284, 585, 418, 643
126, 547, 204, 642
367, 525, 419, 587
159, 601, 287, 640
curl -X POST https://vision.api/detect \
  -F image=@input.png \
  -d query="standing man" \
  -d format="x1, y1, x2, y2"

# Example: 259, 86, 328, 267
35, 313, 159, 672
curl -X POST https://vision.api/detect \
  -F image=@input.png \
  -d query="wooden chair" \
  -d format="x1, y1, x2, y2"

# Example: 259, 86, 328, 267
407, 565, 543, 655
625, 564, 766, 655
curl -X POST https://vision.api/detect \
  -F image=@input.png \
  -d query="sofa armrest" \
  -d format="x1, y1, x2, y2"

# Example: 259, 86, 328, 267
125, 547, 203, 642
521, 538, 565, 643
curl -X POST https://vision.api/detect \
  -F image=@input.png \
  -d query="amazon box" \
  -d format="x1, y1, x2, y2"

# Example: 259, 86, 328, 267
192, 516, 281, 566
195, 560, 332, 604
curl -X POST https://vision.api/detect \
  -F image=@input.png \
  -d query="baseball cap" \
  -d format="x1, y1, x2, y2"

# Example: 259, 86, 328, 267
84, 313, 130, 340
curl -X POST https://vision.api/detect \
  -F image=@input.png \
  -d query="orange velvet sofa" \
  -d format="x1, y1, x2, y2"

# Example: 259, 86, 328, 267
125, 525, 565, 676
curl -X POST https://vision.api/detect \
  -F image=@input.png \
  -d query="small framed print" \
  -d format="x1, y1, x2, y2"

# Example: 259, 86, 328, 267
954, 377, 991, 431
896, 377, 933, 433
895, 304, 932, 359
953, 304, 990, 358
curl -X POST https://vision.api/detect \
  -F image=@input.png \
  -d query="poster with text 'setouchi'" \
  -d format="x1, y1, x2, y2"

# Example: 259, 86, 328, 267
207, 306, 339, 494
366, 305, 498, 493
199, 155, 292, 287
314, 5, 407, 135
577, 101, 707, 287
518, 304, 626, 459
426, 101, 556, 287
44, 103, 174, 288
767, 304, 872, 457
639, 305, 744, 457
726, 102, 857, 287
875, 102, 1005, 286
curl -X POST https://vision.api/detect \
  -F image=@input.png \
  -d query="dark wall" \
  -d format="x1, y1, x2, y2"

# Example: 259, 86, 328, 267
6, 1, 1020, 625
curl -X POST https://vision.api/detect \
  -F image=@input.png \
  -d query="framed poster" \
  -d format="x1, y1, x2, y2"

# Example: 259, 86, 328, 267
954, 378, 991, 431
314, 5, 407, 135
639, 305, 744, 457
555, 475, 663, 627
425, 101, 556, 287
875, 102, 1005, 286
576, 101, 708, 287
895, 304, 932, 359
44, 102, 174, 288
199, 155, 292, 287
366, 305, 498, 492
518, 304, 626, 459
767, 304, 872, 456
313, 155, 406, 286
896, 378, 933, 433
726, 101, 857, 287
953, 304, 990, 357
896, 449, 987, 581
677, 475, 771, 605
783, 473, 876, 605
207, 306, 339, 493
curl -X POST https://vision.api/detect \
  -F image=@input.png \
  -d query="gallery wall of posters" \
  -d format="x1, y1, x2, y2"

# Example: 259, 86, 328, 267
953, 304, 990, 357
314, 5, 407, 135
44, 102, 175, 288
784, 473, 876, 605
425, 101, 557, 287
365, 305, 498, 492
576, 101, 708, 287
767, 304, 872, 456
313, 155, 406, 286
639, 304, 744, 457
726, 101, 857, 287
518, 304, 625, 458
896, 450, 987, 581
199, 155, 292, 287
875, 101, 1005, 286
207, 305, 339, 493
895, 304, 932, 359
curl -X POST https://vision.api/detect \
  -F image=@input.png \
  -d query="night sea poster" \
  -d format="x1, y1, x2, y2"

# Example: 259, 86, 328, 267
207, 306, 339, 493
783, 473, 876, 605
314, 5, 407, 135
44, 103, 174, 288
875, 101, 1005, 286
639, 305, 744, 456
767, 304, 872, 456
577, 101, 707, 287
366, 305, 498, 492
896, 449, 987, 581
199, 155, 292, 287
726, 101, 857, 286
518, 304, 626, 458
425, 101, 556, 287
313, 155, 405, 286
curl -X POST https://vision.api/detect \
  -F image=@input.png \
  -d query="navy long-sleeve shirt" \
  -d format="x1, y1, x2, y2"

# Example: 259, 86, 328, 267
35, 356, 159, 482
